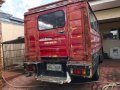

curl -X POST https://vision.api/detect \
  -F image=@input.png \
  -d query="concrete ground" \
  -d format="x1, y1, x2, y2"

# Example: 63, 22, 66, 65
2, 59, 120, 90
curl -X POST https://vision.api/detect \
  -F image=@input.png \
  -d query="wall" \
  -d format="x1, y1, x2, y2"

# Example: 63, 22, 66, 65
103, 40, 120, 54
99, 21, 120, 58
94, 7, 120, 20
93, 6, 120, 59
2, 43, 25, 70
1, 22, 24, 42
100, 21, 120, 32
1, 21, 24, 69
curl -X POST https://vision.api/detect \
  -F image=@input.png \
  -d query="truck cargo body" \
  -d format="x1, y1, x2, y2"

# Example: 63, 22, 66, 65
24, 0, 102, 84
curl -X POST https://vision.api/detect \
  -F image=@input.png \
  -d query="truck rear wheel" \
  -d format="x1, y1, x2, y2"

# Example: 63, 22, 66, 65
92, 66, 100, 81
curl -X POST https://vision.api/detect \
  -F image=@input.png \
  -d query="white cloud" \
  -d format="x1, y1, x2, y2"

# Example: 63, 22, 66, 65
1, 0, 16, 14
1, 0, 43, 19
1, 0, 59, 19
21, 0, 43, 11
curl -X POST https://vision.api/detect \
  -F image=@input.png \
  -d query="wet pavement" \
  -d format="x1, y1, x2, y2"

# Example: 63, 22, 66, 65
2, 59, 120, 90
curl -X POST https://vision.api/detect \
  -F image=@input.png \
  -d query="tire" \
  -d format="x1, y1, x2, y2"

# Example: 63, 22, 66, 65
99, 56, 103, 64
92, 66, 100, 81
100, 49, 103, 64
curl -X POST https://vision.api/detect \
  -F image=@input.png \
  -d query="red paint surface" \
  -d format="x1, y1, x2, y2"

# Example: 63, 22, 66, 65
24, 0, 102, 62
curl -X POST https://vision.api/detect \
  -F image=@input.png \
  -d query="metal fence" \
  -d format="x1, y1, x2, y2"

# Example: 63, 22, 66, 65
1, 43, 25, 70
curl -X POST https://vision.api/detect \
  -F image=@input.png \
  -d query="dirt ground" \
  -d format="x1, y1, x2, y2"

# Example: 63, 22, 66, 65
2, 59, 120, 90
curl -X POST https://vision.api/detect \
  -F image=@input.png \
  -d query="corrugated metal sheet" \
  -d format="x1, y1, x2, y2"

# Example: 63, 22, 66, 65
2, 43, 25, 70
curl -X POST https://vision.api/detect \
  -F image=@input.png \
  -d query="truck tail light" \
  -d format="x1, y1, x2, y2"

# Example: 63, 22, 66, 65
73, 68, 82, 75
82, 69, 86, 75
72, 68, 87, 76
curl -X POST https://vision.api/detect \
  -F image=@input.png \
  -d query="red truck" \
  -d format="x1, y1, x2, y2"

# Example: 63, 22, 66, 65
24, 0, 103, 84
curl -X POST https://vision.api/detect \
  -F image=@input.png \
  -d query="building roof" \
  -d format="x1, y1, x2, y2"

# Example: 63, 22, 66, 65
89, 0, 120, 11
2, 37, 24, 44
0, 11, 24, 25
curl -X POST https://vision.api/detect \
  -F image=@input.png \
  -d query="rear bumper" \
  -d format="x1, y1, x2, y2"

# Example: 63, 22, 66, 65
37, 72, 71, 84
24, 61, 92, 84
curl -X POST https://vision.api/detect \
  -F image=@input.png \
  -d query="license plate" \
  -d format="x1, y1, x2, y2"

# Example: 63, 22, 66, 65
46, 64, 62, 71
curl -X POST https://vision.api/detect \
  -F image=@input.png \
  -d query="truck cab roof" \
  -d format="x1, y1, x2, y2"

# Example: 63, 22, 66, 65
25, 0, 85, 15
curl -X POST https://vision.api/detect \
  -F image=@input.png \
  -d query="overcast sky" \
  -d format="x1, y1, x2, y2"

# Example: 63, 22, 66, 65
1, 0, 59, 19
1, 0, 115, 19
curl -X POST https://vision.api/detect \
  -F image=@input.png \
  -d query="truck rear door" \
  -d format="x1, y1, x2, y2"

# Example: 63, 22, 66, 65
38, 7, 68, 58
